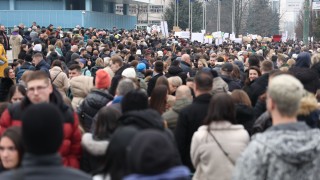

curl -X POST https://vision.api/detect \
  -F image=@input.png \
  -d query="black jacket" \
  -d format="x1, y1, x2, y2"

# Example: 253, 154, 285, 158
147, 72, 164, 96
0, 153, 91, 180
165, 66, 188, 85
0, 30, 10, 50
220, 75, 242, 92
174, 93, 211, 172
109, 65, 129, 96
0, 78, 14, 102
78, 89, 113, 132
35, 59, 50, 76
235, 104, 255, 136
247, 73, 269, 106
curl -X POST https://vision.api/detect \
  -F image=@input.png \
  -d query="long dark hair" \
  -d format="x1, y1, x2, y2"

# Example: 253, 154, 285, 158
149, 85, 168, 114
7, 85, 27, 103
0, 126, 24, 169
93, 106, 121, 140
204, 93, 236, 125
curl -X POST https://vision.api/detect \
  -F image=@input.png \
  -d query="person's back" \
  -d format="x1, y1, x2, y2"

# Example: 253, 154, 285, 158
175, 72, 213, 172
0, 103, 91, 180
234, 75, 320, 180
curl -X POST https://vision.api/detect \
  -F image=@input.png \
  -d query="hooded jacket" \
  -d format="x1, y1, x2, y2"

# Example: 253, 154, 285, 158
80, 133, 109, 174
70, 75, 94, 110
77, 89, 113, 132
234, 122, 320, 180
295, 52, 311, 68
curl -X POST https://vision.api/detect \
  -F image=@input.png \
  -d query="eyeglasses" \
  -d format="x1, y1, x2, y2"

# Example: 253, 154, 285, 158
27, 84, 49, 94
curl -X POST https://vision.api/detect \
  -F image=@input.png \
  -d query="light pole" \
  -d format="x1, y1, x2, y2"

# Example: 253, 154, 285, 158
81, 11, 86, 28
217, 0, 221, 31
303, 0, 310, 45
232, 0, 235, 34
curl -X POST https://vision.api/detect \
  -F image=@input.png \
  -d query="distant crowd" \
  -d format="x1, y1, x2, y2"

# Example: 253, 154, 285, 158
0, 22, 319, 180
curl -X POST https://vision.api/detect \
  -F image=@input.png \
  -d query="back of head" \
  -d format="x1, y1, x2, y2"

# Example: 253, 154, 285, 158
194, 71, 213, 92
175, 85, 192, 100
116, 78, 136, 96
267, 74, 304, 117
127, 130, 180, 175
154, 60, 164, 73
21, 103, 63, 155
122, 89, 148, 113
261, 60, 274, 73
205, 93, 236, 124
94, 106, 121, 140
248, 54, 260, 67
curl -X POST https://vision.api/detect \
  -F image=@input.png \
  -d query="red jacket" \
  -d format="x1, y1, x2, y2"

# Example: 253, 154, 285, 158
0, 102, 82, 169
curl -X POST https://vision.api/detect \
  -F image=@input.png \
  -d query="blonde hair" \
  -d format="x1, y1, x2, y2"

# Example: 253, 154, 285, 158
198, 59, 208, 67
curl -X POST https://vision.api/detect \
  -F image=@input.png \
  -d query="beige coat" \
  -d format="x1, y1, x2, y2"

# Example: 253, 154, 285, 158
9, 34, 22, 60
50, 66, 69, 98
191, 121, 249, 180
70, 75, 94, 110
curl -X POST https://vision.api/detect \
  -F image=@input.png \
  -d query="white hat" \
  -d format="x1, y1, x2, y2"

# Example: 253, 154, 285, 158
136, 49, 142, 55
157, 51, 163, 57
33, 44, 42, 52
122, 68, 136, 78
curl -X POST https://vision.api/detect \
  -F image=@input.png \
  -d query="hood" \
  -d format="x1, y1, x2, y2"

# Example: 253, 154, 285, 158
212, 76, 229, 93
235, 104, 254, 124
124, 166, 190, 180
167, 66, 183, 76
172, 98, 192, 113
255, 123, 320, 164
81, 133, 109, 156
296, 52, 311, 68
118, 109, 164, 130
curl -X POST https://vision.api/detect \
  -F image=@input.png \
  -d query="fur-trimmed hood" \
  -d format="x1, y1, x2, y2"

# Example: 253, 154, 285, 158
81, 133, 109, 156
298, 93, 319, 116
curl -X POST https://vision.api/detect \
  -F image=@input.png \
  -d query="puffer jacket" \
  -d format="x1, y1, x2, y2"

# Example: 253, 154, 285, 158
70, 76, 94, 110
234, 122, 320, 180
50, 66, 69, 98
165, 66, 188, 84
80, 133, 109, 174
78, 89, 113, 132
0, 88, 82, 168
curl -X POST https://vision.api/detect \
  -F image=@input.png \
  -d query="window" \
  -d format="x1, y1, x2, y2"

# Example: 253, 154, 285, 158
116, 5, 123, 13
149, 5, 163, 13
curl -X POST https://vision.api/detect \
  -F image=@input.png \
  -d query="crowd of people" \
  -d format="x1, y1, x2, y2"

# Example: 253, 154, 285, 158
0, 22, 319, 180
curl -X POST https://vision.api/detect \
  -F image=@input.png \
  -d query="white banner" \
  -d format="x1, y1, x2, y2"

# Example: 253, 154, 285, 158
313, 0, 320, 10
287, 0, 303, 12
174, 31, 190, 39
191, 33, 204, 43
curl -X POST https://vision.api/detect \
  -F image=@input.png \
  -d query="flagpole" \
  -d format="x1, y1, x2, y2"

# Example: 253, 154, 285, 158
191, 1, 193, 33
177, 0, 179, 27
189, 0, 191, 31
174, 0, 176, 26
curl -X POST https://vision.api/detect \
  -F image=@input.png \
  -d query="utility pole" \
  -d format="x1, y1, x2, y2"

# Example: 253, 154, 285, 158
303, 0, 310, 46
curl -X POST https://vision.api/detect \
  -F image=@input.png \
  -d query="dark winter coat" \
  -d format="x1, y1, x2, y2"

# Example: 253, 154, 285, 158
0, 153, 91, 180
220, 75, 242, 92
109, 65, 129, 96
180, 61, 192, 77
78, 89, 113, 132
247, 73, 269, 106
165, 66, 188, 85
0, 30, 10, 50
295, 52, 311, 68
18, 50, 27, 60
235, 104, 255, 135
0, 78, 14, 102
80, 133, 109, 174
174, 93, 211, 172
147, 72, 164, 96
16, 62, 35, 83
35, 59, 50, 76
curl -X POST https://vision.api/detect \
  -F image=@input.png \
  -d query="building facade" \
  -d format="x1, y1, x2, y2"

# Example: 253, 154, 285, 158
0, 0, 148, 29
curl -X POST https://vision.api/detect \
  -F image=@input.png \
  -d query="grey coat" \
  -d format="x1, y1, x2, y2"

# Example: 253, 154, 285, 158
233, 122, 320, 180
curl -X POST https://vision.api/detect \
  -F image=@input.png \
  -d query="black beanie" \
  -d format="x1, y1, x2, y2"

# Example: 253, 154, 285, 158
127, 130, 179, 175
22, 103, 63, 155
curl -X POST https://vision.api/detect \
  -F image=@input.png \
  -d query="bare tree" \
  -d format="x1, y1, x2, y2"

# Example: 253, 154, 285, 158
295, 9, 303, 40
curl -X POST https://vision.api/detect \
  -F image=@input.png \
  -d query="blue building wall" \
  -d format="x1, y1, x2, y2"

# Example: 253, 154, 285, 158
0, 0, 10, 10
0, 10, 137, 29
15, 0, 63, 10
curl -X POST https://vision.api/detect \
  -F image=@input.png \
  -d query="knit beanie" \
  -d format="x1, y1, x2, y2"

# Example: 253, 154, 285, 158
21, 103, 63, 155
127, 130, 179, 175
95, 69, 111, 89
71, 53, 80, 61
122, 68, 136, 78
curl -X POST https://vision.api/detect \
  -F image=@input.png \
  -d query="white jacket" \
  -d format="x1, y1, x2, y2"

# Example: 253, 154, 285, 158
191, 121, 249, 180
